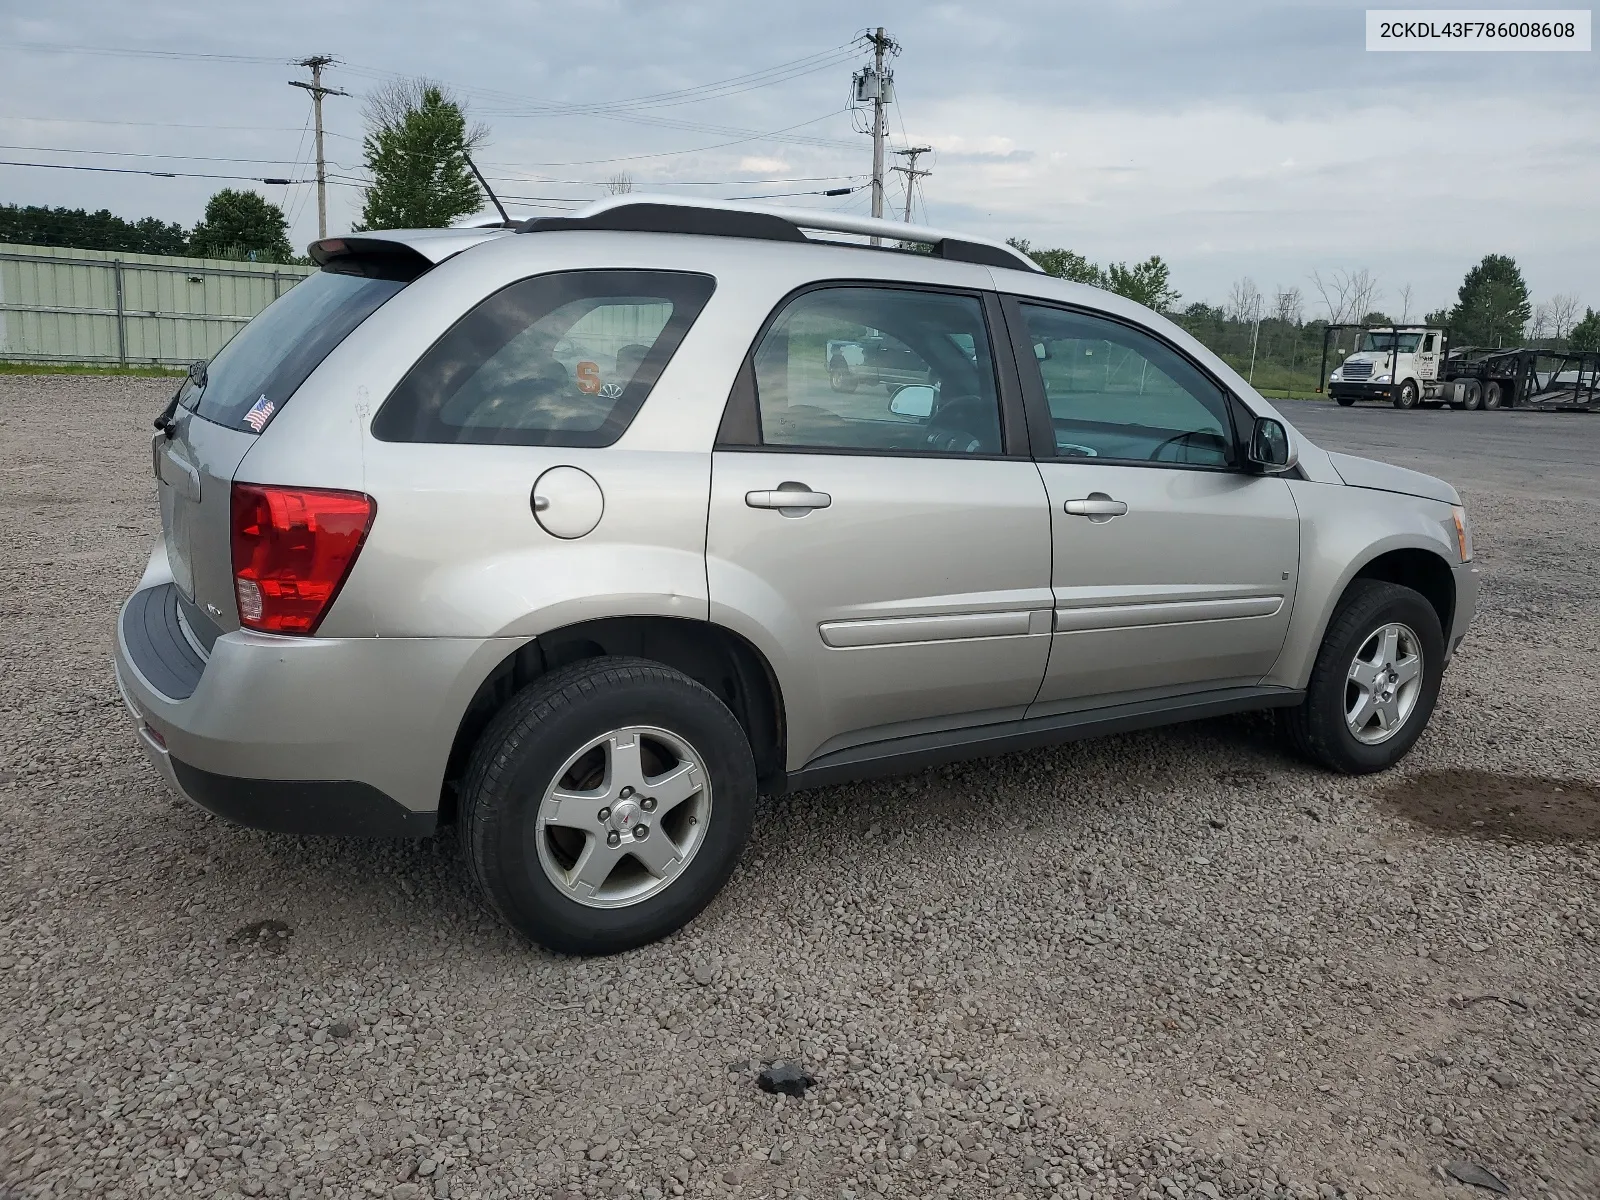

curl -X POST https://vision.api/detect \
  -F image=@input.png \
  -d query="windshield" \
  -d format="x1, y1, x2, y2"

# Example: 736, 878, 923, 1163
181, 269, 407, 432
1356, 332, 1422, 353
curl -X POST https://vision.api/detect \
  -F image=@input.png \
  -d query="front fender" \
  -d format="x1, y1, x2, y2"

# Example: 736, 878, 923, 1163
1266, 480, 1463, 689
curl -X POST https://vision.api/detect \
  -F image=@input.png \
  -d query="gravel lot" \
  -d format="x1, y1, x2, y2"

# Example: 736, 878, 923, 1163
2, 378, 1597, 1200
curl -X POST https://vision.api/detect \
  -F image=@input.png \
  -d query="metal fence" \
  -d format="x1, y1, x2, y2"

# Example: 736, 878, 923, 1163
0, 242, 313, 366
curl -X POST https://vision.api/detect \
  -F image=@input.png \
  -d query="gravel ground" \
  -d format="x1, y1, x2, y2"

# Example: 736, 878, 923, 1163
2, 377, 1597, 1200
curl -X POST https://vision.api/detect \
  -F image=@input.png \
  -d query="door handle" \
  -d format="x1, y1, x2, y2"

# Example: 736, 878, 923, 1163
1063, 493, 1127, 521
745, 484, 832, 514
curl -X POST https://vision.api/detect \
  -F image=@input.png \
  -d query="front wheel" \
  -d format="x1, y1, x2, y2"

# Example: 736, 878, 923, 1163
1336, 395, 1357, 407
460, 658, 757, 955
1279, 580, 1444, 774
1393, 380, 1419, 409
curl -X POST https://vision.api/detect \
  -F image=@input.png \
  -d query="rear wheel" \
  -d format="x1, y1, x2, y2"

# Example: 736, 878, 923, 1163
1459, 379, 1483, 411
1279, 580, 1444, 774
460, 657, 757, 955
1483, 380, 1504, 410
1393, 380, 1419, 409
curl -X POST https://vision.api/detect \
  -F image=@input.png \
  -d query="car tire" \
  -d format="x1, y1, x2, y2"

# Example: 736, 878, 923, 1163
1459, 379, 1483, 410
1278, 579, 1445, 775
1393, 380, 1419, 409
460, 657, 757, 955
828, 358, 857, 393
1483, 380, 1503, 410
1335, 395, 1356, 407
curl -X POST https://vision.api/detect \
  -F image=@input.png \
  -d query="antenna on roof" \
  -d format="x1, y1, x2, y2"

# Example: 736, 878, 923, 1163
464, 154, 511, 225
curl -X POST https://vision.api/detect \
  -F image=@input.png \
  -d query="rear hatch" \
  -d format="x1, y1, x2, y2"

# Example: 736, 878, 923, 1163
152, 239, 433, 636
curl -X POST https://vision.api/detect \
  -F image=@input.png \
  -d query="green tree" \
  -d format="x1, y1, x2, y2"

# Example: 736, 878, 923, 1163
189, 189, 292, 261
1106, 255, 1180, 312
1007, 238, 1104, 286
1006, 239, 1179, 312
1446, 253, 1532, 347
359, 78, 484, 230
1361, 311, 1391, 326
1571, 307, 1600, 353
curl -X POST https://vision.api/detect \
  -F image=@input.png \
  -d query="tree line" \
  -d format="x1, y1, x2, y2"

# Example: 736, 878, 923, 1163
1, 190, 296, 263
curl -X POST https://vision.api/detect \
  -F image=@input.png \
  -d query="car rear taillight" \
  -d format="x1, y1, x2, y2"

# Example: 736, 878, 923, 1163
230, 484, 376, 635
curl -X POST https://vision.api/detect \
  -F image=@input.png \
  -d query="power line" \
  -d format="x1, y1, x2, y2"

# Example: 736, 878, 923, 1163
0, 159, 309, 183
0, 113, 320, 134
0, 142, 309, 165
722, 185, 862, 201
484, 112, 855, 168
336, 41, 865, 120
1, 38, 862, 126
0, 41, 290, 64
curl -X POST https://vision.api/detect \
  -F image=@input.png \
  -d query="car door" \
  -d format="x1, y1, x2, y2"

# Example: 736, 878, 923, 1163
1002, 297, 1301, 714
708, 284, 1053, 769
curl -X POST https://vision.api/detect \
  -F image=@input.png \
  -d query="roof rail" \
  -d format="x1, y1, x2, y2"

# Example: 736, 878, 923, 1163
517, 194, 1042, 274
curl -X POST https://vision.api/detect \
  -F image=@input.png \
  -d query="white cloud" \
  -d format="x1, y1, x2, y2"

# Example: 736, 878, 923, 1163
737, 156, 790, 173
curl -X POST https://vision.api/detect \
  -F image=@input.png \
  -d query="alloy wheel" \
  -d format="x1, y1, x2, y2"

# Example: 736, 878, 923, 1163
534, 725, 712, 909
1345, 622, 1424, 745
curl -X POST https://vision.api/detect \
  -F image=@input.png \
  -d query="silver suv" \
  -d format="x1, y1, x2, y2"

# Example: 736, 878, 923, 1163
116, 197, 1478, 954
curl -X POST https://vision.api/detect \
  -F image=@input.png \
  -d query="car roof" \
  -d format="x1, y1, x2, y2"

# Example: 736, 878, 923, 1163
313, 196, 1042, 276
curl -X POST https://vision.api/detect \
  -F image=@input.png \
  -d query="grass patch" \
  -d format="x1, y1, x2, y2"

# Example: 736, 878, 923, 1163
0, 360, 185, 378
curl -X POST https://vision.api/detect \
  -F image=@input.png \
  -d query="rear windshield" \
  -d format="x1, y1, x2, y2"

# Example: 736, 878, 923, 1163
182, 268, 407, 432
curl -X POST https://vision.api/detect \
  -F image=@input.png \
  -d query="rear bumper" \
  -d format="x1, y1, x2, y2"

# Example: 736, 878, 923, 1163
114, 552, 528, 837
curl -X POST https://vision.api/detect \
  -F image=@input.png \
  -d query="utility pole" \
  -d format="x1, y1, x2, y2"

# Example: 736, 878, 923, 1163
858, 28, 899, 244
891, 145, 932, 224
289, 56, 349, 240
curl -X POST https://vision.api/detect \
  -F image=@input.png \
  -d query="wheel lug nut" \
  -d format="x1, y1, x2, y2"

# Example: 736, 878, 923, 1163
634, 824, 649, 840
606, 830, 621, 848
620, 786, 634, 799
641, 796, 657, 812
597, 807, 611, 823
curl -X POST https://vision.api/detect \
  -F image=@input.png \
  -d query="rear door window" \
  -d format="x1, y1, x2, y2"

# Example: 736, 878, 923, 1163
185, 266, 408, 432
372, 270, 715, 447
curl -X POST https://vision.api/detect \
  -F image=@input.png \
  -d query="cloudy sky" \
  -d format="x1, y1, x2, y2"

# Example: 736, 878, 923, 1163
2, 1, 1595, 315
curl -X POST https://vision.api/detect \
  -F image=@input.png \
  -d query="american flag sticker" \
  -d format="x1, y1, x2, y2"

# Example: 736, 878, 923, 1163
243, 394, 276, 432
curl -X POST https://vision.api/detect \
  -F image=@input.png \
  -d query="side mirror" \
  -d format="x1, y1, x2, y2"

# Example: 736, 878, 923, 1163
1247, 416, 1297, 474
889, 384, 935, 419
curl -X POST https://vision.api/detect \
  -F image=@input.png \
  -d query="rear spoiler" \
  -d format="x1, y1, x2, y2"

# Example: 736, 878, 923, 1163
308, 226, 512, 270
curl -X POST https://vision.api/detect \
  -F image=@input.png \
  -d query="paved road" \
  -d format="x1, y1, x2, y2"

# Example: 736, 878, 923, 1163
1277, 398, 1600, 502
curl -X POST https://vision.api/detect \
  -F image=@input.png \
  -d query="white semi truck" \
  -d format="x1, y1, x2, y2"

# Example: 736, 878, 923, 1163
1321, 324, 1467, 409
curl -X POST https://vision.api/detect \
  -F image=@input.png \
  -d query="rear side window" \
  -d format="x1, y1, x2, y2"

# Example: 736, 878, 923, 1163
187, 267, 408, 432
373, 270, 715, 447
